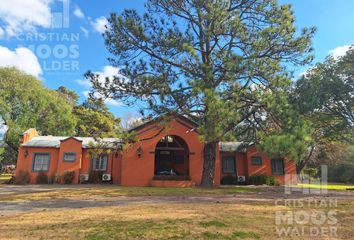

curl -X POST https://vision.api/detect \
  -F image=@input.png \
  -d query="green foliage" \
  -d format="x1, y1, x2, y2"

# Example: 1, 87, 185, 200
293, 48, 354, 143
0, 147, 4, 163
62, 171, 75, 184
220, 176, 238, 185
73, 99, 120, 137
36, 172, 49, 184
87, 0, 315, 186
56, 86, 79, 106
302, 167, 319, 179
232, 231, 260, 239
248, 174, 278, 186
16, 170, 30, 185
328, 164, 354, 183
0, 68, 77, 162
88, 171, 103, 184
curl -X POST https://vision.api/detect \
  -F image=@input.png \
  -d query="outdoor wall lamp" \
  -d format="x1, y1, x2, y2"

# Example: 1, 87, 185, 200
24, 149, 29, 158
137, 146, 143, 158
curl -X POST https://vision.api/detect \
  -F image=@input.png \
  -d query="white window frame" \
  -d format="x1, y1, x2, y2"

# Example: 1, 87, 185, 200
63, 152, 77, 162
92, 154, 108, 171
33, 153, 50, 172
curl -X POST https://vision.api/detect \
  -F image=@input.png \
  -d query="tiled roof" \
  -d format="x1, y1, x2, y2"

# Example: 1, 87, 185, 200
22, 136, 122, 148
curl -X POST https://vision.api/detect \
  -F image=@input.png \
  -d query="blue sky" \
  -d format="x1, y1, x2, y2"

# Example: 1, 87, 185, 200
0, 0, 353, 121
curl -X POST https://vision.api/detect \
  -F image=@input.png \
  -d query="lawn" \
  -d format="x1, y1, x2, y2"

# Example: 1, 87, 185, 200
0, 185, 353, 239
296, 183, 354, 191
0, 185, 258, 202
0, 200, 353, 239
0, 173, 12, 182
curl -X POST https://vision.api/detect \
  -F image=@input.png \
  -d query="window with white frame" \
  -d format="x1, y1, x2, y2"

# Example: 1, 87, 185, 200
33, 153, 50, 172
63, 152, 76, 162
92, 154, 108, 171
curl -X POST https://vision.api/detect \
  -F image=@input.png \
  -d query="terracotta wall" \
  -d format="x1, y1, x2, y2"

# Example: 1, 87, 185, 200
246, 146, 297, 184
57, 138, 83, 184
219, 152, 248, 181
80, 149, 121, 184
121, 118, 220, 187
16, 122, 297, 186
16, 147, 60, 184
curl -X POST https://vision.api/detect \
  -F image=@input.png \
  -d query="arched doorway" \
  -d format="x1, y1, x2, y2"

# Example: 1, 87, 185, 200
154, 135, 189, 180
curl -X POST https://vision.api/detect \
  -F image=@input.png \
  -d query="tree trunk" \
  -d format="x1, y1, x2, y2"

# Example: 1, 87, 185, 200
296, 146, 315, 174
296, 161, 306, 175
200, 141, 217, 187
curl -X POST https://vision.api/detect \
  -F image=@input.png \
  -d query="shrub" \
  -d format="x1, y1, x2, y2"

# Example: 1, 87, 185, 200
328, 164, 354, 183
265, 176, 279, 186
302, 168, 319, 179
221, 176, 238, 185
36, 172, 48, 184
16, 171, 30, 185
62, 171, 75, 184
248, 174, 278, 186
88, 171, 103, 184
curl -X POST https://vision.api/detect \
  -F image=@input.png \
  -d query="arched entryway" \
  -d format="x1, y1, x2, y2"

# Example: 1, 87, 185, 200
154, 135, 190, 180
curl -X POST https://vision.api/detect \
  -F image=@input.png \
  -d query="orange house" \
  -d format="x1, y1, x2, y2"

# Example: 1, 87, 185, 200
16, 115, 297, 186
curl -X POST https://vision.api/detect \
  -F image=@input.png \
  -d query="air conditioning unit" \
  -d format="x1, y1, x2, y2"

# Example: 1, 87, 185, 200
79, 174, 89, 183
237, 176, 246, 183
102, 174, 111, 181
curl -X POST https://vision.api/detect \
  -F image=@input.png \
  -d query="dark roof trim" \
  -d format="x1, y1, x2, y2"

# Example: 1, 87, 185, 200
60, 137, 83, 142
129, 114, 198, 133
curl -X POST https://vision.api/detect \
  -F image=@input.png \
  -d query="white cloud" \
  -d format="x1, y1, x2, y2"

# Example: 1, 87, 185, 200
0, 27, 4, 38
329, 45, 352, 59
76, 78, 92, 88
78, 66, 122, 107
0, 0, 52, 37
82, 90, 121, 107
80, 26, 89, 37
73, 6, 84, 19
0, 46, 42, 77
91, 16, 108, 34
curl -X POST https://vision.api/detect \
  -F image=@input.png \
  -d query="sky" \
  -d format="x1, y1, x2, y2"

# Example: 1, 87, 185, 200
0, 0, 353, 127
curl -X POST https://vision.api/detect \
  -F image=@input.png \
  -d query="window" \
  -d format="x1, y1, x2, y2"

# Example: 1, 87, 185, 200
222, 156, 235, 173
33, 153, 50, 172
63, 152, 76, 162
271, 158, 284, 175
251, 156, 262, 166
92, 154, 108, 171
175, 155, 184, 164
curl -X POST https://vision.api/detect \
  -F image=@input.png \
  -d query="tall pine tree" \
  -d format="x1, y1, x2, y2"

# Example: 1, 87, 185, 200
86, 0, 315, 186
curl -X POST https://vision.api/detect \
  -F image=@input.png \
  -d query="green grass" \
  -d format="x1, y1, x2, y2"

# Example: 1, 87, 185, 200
200, 220, 228, 228
295, 183, 354, 191
0, 185, 259, 202
0, 174, 12, 181
232, 231, 260, 239
0, 189, 353, 239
